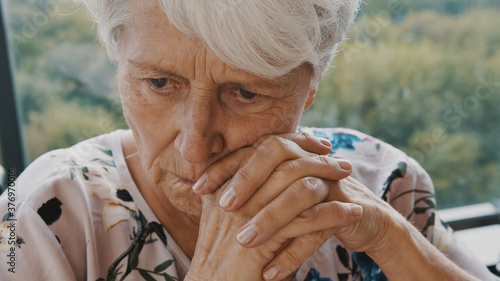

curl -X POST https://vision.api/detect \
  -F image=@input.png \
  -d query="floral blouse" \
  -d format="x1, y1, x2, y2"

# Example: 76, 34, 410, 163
0, 128, 496, 281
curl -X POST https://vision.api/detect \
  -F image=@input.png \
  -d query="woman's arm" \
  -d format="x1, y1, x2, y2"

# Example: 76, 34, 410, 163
193, 132, 496, 280
367, 213, 480, 281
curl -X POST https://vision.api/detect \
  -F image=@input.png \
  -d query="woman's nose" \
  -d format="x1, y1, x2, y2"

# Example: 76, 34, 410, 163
174, 97, 224, 164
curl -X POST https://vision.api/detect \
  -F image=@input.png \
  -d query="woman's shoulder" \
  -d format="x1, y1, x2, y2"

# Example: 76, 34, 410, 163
0, 130, 141, 239
0, 130, 177, 280
4, 130, 125, 210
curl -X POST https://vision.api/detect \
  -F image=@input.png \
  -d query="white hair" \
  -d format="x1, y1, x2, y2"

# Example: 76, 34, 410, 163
79, 0, 361, 78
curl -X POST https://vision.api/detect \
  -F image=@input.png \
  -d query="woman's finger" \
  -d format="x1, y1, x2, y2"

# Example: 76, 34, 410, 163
217, 136, 311, 209
233, 156, 352, 247
277, 131, 333, 156
237, 177, 359, 247
223, 152, 351, 213
192, 132, 334, 199
234, 177, 327, 247
248, 155, 351, 210
192, 137, 308, 197
262, 230, 337, 281
192, 147, 247, 195
276, 201, 362, 239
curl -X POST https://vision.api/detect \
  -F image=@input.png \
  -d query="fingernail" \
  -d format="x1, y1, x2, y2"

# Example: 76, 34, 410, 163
350, 204, 363, 216
192, 175, 207, 191
237, 224, 258, 244
318, 137, 332, 147
264, 265, 281, 280
219, 186, 236, 208
337, 159, 352, 171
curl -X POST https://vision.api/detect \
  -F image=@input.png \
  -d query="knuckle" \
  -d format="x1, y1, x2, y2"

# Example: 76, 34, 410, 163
281, 247, 303, 266
302, 231, 325, 247
258, 135, 285, 155
205, 152, 243, 184
211, 167, 231, 184
316, 155, 333, 167
310, 204, 323, 220
325, 202, 345, 220
268, 169, 288, 185
223, 151, 241, 167
289, 178, 318, 203
298, 204, 321, 223
299, 131, 314, 142
304, 176, 321, 192
260, 206, 281, 227
235, 166, 253, 184
275, 159, 300, 174
256, 245, 275, 261
249, 196, 267, 211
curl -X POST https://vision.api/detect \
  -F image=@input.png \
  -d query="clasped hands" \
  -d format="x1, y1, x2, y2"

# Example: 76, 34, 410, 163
186, 132, 397, 281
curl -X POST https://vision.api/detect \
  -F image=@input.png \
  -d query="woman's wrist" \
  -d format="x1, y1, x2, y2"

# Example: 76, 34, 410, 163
364, 213, 409, 267
365, 214, 479, 281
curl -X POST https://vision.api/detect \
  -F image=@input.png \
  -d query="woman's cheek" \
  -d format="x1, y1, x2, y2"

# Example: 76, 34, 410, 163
265, 105, 303, 135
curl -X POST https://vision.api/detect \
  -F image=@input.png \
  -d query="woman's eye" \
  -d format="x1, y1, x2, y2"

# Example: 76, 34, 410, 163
149, 78, 168, 89
236, 88, 258, 100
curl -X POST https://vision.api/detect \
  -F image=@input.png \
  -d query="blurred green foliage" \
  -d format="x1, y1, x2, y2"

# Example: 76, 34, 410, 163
4, 0, 500, 208
301, 4, 500, 208
5, 0, 126, 162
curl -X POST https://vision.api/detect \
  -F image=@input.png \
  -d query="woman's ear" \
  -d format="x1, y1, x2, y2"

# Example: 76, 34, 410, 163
304, 75, 321, 110
304, 88, 317, 110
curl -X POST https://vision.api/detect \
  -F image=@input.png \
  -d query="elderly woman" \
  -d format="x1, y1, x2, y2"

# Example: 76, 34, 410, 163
0, 0, 497, 280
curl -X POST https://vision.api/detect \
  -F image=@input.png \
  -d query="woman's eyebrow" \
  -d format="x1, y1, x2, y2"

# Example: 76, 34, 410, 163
127, 59, 185, 79
243, 79, 287, 90
232, 74, 290, 91
128, 58, 286, 90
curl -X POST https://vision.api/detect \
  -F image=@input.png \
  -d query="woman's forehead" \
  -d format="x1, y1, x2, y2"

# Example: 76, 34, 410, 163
124, 0, 317, 83
121, 4, 312, 93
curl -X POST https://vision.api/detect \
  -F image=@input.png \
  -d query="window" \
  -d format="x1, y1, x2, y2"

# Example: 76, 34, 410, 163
301, 0, 500, 209
3, 0, 127, 166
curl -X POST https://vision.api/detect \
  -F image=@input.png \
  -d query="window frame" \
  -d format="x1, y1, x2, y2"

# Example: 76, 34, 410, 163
0, 1, 26, 190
